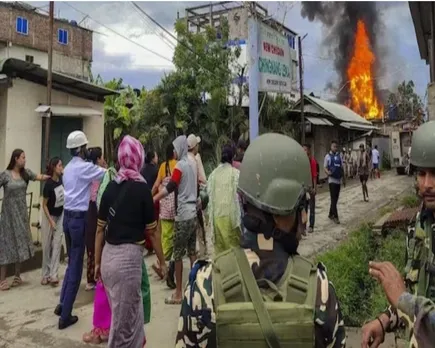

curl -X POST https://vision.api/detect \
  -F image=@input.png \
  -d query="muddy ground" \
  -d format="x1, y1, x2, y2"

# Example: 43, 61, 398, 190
0, 171, 413, 347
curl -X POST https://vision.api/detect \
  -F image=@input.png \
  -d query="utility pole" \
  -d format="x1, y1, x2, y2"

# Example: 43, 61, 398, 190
44, 1, 54, 165
298, 35, 305, 144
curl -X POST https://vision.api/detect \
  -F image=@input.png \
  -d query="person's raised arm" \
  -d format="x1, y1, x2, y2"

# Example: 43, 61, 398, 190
26, 169, 49, 182
83, 162, 106, 183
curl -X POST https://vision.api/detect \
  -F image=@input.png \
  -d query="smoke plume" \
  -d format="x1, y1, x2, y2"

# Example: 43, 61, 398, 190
301, 2, 383, 103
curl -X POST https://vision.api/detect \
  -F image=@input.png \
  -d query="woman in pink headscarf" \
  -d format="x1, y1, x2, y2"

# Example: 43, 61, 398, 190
94, 135, 166, 348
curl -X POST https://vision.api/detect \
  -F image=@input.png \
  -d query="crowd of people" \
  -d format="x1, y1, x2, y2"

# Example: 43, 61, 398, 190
0, 122, 435, 347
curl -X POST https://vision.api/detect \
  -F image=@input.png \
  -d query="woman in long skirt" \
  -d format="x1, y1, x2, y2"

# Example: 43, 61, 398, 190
85, 147, 106, 291
83, 155, 152, 345
94, 136, 166, 347
151, 144, 176, 287
0, 149, 49, 290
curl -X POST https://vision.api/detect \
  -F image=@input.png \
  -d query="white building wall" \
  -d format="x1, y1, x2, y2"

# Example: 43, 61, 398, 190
4, 78, 104, 236
0, 44, 90, 80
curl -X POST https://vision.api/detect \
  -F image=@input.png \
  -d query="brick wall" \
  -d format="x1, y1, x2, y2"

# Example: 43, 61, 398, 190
0, 3, 92, 61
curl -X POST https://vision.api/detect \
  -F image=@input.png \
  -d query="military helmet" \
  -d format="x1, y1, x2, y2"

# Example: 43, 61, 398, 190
410, 121, 435, 168
238, 133, 312, 215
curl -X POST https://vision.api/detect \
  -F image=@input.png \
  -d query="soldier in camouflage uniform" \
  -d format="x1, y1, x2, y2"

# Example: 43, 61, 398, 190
361, 121, 435, 348
175, 133, 346, 348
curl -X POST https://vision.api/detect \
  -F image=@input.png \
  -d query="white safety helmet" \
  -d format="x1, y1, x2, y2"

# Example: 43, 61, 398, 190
66, 130, 88, 149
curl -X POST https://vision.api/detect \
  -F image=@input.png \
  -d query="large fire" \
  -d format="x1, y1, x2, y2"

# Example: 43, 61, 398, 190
346, 20, 383, 120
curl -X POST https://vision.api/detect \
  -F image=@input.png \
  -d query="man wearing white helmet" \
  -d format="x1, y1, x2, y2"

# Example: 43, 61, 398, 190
54, 130, 106, 330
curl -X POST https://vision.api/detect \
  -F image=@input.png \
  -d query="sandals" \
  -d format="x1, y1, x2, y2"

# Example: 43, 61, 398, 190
50, 278, 59, 287
11, 276, 22, 287
41, 277, 50, 286
0, 280, 10, 291
82, 328, 109, 344
85, 283, 96, 291
164, 295, 182, 305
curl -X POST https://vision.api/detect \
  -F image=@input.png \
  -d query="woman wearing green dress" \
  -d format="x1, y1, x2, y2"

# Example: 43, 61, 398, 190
0, 149, 49, 290
207, 145, 242, 255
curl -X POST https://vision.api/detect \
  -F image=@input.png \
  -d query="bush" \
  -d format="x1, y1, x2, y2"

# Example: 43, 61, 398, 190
317, 225, 406, 326
401, 194, 420, 208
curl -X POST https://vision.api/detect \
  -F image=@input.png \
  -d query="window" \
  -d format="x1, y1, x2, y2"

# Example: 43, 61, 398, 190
25, 55, 34, 63
287, 35, 295, 50
16, 17, 28, 35
58, 29, 68, 45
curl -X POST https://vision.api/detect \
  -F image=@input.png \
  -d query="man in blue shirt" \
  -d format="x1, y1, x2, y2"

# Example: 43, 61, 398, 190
54, 131, 106, 329
323, 140, 344, 224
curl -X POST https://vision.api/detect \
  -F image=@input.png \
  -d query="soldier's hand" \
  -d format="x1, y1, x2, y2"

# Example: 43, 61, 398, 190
369, 261, 406, 308
361, 318, 385, 347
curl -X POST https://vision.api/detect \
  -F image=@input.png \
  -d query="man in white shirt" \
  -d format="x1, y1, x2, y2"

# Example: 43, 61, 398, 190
54, 131, 106, 330
372, 145, 380, 179
187, 134, 207, 257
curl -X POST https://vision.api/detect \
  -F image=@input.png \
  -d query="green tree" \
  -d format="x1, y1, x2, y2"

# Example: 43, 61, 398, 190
387, 80, 424, 120
159, 17, 248, 164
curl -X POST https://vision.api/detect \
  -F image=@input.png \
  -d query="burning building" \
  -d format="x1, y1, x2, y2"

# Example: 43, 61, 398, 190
301, 2, 384, 120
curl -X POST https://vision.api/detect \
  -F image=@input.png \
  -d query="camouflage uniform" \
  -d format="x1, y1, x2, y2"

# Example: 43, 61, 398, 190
380, 121, 435, 347
175, 133, 346, 348
175, 240, 346, 347
382, 210, 435, 347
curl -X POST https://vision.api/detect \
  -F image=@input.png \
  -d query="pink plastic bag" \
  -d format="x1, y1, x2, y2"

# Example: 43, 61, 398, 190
93, 280, 111, 330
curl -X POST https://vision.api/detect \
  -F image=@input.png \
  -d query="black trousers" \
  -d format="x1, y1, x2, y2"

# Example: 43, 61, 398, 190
304, 193, 316, 228
328, 183, 341, 219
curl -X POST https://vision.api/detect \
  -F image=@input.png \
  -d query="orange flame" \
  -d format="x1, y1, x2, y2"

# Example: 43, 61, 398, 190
346, 20, 383, 120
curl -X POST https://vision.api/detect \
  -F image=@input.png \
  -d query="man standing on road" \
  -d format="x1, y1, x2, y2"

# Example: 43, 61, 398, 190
372, 145, 380, 179
361, 121, 435, 347
324, 140, 344, 224
357, 144, 370, 202
303, 144, 317, 233
54, 131, 106, 330
153, 135, 197, 305
187, 134, 207, 258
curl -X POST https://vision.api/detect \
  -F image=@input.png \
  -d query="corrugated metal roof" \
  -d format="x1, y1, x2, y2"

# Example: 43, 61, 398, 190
0, 58, 117, 102
307, 95, 372, 125
340, 122, 379, 131
293, 95, 374, 126
306, 116, 333, 126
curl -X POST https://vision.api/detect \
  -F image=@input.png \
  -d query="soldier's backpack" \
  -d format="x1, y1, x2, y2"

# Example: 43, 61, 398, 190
213, 247, 318, 348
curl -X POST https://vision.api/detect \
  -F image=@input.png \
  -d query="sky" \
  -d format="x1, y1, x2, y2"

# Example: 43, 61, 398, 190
27, 1, 430, 101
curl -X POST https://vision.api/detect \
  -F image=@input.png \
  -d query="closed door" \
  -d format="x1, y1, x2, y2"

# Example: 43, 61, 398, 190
41, 116, 83, 171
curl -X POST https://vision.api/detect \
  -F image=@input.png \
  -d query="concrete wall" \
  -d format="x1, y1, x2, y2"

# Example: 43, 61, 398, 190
2, 78, 104, 237
0, 45, 90, 80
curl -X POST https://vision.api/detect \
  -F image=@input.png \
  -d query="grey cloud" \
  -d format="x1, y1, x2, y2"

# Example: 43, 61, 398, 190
93, 66, 168, 89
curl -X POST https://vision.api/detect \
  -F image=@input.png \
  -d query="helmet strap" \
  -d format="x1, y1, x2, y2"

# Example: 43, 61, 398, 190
242, 211, 299, 255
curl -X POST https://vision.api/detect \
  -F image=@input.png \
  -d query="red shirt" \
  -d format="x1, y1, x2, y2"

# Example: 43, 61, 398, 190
309, 157, 318, 181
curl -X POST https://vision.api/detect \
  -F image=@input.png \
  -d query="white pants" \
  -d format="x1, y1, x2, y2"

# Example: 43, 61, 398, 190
41, 212, 64, 279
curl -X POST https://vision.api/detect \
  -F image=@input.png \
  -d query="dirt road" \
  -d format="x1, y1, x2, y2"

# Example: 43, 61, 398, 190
0, 172, 413, 348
